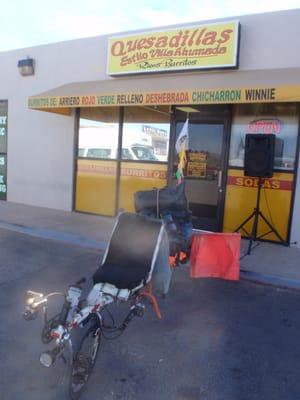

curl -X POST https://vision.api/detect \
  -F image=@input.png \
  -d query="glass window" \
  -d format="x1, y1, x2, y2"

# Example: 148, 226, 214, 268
76, 107, 120, 216
78, 113, 119, 160
175, 122, 223, 180
121, 148, 134, 160
229, 103, 299, 171
153, 139, 167, 155
123, 106, 170, 162
86, 148, 112, 158
131, 145, 157, 161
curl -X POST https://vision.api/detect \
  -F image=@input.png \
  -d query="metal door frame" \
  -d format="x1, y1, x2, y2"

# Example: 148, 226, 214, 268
169, 105, 232, 231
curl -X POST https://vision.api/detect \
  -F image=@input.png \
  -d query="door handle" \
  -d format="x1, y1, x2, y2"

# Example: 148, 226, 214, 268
217, 170, 223, 192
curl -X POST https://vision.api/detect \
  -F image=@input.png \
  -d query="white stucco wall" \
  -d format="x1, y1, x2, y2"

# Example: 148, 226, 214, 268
0, 54, 75, 210
0, 9, 299, 211
0, 36, 109, 210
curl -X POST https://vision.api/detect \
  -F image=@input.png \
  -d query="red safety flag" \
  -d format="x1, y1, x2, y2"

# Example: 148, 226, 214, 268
190, 232, 241, 281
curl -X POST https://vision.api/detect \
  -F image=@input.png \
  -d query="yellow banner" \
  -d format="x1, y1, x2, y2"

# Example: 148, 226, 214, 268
107, 21, 240, 75
75, 159, 117, 216
28, 85, 300, 109
119, 162, 168, 212
75, 159, 167, 216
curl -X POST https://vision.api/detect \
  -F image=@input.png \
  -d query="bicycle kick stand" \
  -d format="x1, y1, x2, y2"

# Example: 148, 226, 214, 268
234, 177, 286, 257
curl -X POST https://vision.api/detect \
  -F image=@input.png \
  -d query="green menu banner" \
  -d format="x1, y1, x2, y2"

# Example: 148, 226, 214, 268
0, 154, 6, 200
0, 100, 8, 200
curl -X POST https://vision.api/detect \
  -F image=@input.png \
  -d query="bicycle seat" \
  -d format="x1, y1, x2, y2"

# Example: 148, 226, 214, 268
93, 213, 163, 291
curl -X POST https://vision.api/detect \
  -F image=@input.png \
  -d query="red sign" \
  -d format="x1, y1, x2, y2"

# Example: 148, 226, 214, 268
247, 119, 282, 134
227, 176, 292, 191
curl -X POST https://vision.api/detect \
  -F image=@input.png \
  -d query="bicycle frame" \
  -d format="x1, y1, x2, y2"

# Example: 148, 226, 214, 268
23, 280, 147, 369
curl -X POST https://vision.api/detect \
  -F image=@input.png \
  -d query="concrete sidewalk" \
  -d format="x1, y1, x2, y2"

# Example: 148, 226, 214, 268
0, 200, 300, 290
0, 201, 114, 250
239, 240, 300, 290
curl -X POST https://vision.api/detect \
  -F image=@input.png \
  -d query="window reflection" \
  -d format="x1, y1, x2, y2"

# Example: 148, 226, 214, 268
131, 145, 158, 161
229, 104, 298, 170
78, 106, 170, 162
78, 119, 119, 159
175, 122, 223, 180
123, 107, 170, 162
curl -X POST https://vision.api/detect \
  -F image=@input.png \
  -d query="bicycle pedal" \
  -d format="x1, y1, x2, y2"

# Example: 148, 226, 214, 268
72, 372, 87, 385
75, 354, 90, 368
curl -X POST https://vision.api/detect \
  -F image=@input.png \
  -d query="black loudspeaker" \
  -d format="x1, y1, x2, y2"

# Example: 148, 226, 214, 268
244, 134, 275, 178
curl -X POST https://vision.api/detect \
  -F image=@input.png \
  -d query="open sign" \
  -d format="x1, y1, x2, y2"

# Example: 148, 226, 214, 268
247, 119, 282, 134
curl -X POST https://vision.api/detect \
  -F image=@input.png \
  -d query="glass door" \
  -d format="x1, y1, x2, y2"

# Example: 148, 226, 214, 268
75, 108, 120, 216
173, 107, 230, 231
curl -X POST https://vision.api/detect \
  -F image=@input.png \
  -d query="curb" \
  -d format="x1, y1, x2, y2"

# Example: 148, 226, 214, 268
1, 220, 300, 291
0, 221, 106, 251
240, 269, 300, 291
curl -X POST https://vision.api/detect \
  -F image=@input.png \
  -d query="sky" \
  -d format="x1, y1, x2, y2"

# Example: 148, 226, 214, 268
1, 0, 300, 52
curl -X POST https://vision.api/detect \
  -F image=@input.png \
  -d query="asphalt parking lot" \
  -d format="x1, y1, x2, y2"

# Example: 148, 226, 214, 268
1, 228, 300, 400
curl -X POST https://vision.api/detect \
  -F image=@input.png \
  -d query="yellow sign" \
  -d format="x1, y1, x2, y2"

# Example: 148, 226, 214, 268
28, 85, 300, 110
107, 21, 240, 75
188, 151, 207, 162
187, 151, 207, 177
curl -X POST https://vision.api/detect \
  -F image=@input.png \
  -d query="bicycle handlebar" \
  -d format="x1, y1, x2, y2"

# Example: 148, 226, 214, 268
59, 301, 71, 325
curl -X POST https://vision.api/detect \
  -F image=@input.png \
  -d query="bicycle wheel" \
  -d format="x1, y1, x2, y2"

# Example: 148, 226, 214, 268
68, 315, 101, 400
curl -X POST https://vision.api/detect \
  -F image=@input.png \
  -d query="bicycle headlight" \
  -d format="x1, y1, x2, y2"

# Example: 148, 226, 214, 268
26, 291, 45, 308
27, 297, 34, 305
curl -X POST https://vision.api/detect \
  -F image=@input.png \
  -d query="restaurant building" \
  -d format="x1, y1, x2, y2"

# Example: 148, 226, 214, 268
0, 9, 300, 246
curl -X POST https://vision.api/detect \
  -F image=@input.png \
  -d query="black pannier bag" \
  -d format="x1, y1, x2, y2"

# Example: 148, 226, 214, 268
134, 182, 188, 214
134, 183, 193, 260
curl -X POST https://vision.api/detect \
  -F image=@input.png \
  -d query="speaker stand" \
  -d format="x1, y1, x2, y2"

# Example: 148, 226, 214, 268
234, 177, 286, 257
